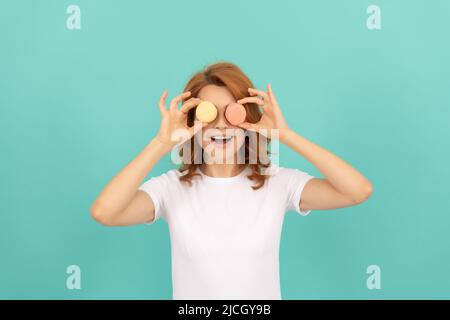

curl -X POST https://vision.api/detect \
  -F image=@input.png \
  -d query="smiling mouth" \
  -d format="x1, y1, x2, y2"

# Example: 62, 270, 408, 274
210, 135, 234, 146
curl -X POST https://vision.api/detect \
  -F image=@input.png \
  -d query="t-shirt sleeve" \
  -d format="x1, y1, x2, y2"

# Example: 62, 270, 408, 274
285, 168, 316, 216
138, 171, 172, 224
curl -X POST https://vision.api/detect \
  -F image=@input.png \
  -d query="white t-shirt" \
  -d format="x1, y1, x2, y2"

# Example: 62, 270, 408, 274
138, 164, 315, 300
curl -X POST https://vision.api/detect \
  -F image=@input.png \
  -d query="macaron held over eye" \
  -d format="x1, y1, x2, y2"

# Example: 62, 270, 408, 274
225, 103, 246, 126
195, 101, 218, 123
195, 101, 247, 126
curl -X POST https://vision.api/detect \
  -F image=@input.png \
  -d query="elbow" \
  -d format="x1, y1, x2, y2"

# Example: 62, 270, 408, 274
351, 182, 373, 204
90, 202, 116, 226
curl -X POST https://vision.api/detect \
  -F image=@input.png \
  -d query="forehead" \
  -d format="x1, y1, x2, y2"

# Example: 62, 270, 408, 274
197, 85, 235, 108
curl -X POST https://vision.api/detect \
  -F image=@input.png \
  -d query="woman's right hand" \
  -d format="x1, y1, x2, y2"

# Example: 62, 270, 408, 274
154, 90, 206, 152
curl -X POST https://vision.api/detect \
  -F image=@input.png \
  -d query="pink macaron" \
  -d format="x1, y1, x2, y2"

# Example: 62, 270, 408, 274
225, 103, 246, 126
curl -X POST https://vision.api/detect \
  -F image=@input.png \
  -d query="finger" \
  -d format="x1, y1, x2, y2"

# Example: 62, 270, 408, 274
158, 90, 168, 112
170, 91, 191, 111
267, 83, 276, 104
248, 87, 269, 100
237, 97, 264, 106
179, 98, 202, 114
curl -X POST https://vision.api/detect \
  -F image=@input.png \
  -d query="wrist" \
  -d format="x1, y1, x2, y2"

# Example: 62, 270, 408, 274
149, 137, 173, 155
279, 127, 294, 144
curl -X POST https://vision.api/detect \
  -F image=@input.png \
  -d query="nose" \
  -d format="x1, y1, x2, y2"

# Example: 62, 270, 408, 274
213, 110, 229, 130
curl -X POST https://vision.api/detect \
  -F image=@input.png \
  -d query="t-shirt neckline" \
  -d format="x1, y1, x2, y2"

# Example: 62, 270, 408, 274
197, 166, 250, 182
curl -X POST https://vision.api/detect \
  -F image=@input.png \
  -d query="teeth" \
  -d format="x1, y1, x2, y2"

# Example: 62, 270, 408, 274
211, 135, 232, 140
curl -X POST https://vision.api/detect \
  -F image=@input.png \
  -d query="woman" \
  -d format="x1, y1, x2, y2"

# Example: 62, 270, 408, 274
90, 62, 373, 300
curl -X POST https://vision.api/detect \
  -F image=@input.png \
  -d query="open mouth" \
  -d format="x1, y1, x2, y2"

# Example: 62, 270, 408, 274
210, 135, 234, 147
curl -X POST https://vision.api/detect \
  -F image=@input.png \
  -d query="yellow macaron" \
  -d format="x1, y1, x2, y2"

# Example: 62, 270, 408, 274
195, 101, 218, 123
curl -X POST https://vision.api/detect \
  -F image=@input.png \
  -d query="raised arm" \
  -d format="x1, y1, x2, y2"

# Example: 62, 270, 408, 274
90, 90, 204, 226
237, 84, 372, 213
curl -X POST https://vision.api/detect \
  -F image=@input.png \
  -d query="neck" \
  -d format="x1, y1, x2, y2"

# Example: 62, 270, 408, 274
200, 164, 245, 178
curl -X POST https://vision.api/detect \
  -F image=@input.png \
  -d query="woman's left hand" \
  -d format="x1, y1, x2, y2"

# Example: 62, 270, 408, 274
236, 84, 290, 139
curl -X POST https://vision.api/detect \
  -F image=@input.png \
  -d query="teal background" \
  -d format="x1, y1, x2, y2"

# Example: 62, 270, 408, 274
1, 0, 449, 299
